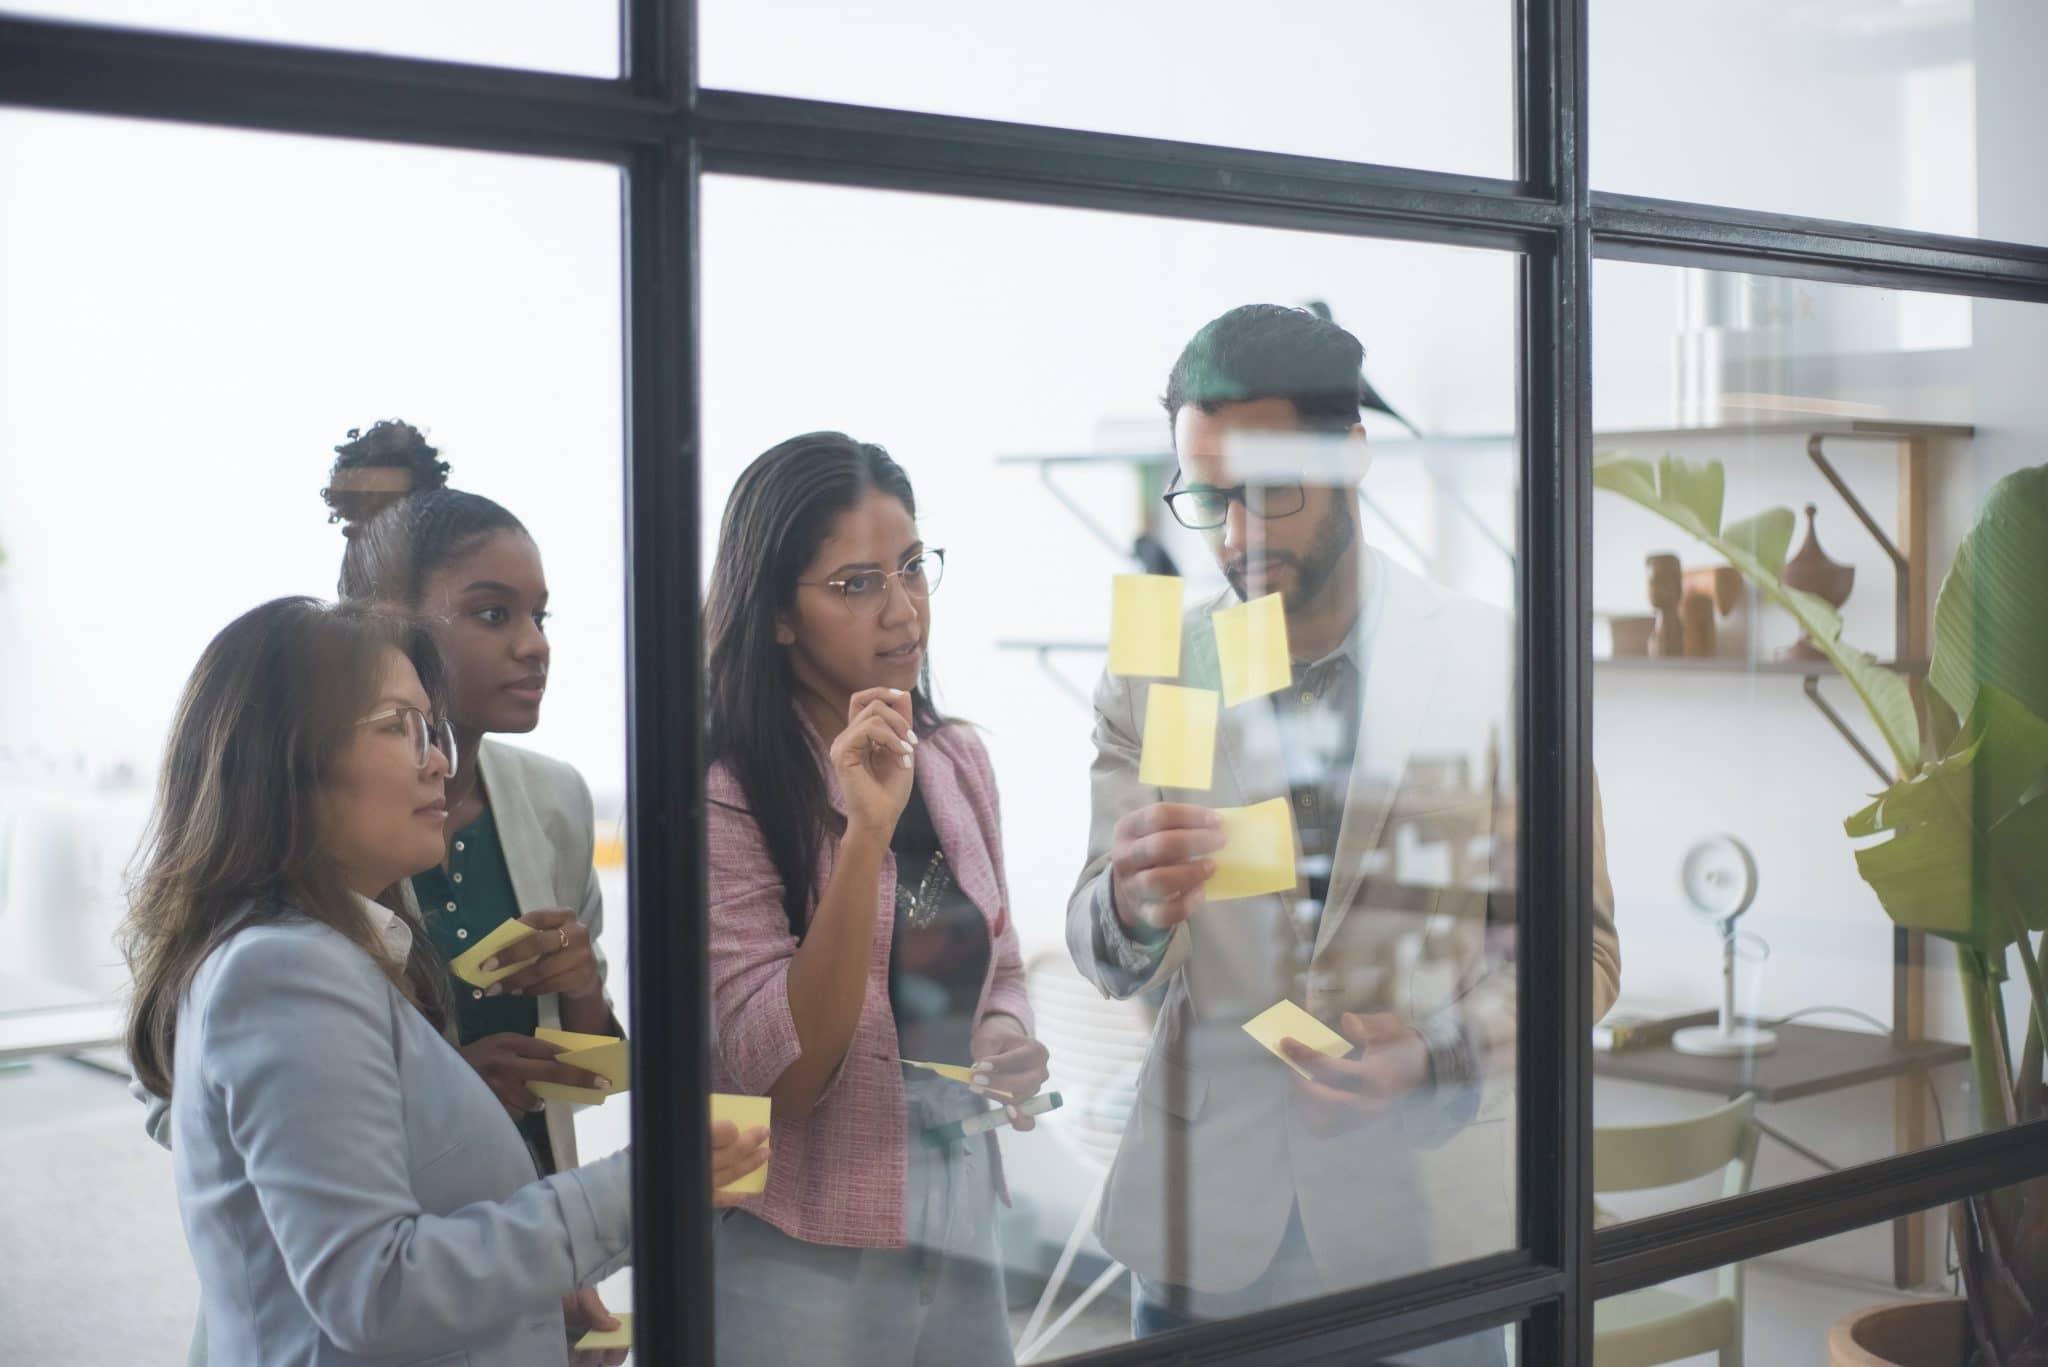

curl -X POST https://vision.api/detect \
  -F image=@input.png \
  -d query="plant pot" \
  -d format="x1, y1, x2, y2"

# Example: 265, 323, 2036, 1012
1829, 1298, 1967, 1367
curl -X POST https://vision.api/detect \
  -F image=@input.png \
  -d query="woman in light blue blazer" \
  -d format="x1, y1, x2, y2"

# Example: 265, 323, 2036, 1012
122, 597, 633, 1366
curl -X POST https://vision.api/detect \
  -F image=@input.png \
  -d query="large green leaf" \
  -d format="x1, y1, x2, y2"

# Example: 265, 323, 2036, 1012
1593, 451, 1921, 775
1844, 686, 2048, 957
1931, 465, 2048, 728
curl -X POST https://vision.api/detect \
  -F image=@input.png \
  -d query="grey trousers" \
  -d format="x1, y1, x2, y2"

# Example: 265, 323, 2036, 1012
714, 1073, 1013, 1367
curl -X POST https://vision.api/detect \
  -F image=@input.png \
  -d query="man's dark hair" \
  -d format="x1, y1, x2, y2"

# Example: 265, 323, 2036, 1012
1162, 303, 1366, 436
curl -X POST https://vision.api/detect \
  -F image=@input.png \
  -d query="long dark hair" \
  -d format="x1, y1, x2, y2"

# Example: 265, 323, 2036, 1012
320, 419, 527, 606
704, 432, 941, 939
122, 597, 454, 1097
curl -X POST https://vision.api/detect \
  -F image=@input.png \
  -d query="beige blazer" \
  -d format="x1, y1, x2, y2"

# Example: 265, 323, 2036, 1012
397, 737, 614, 1172
1066, 550, 1620, 1295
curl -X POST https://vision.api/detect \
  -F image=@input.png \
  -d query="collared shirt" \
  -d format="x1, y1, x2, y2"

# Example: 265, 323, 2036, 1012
350, 890, 414, 966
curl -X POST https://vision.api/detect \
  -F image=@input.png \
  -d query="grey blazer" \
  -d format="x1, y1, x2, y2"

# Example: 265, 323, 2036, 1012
1067, 554, 1621, 1295
141, 739, 614, 1169
169, 911, 632, 1366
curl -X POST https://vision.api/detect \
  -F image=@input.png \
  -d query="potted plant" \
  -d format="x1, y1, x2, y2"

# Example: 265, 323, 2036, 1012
1594, 454, 2048, 1367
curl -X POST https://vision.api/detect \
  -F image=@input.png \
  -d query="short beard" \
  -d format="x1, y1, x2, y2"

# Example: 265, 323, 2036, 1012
1224, 496, 1356, 610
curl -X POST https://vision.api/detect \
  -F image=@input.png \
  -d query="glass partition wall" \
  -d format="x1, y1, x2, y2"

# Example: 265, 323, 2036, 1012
3, 2, 2046, 1365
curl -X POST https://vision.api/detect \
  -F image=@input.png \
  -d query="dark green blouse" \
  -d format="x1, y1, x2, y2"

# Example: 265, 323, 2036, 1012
411, 805, 550, 1165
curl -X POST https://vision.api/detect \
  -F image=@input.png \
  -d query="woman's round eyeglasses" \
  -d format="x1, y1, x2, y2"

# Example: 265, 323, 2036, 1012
356, 706, 459, 777
800, 548, 946, 618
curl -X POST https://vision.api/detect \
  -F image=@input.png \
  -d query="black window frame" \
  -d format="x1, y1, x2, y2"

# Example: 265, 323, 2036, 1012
7, 2, 2048, 1362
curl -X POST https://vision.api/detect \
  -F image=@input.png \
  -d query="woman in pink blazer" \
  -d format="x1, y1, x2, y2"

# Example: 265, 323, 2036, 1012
704, 432, 1048, 1365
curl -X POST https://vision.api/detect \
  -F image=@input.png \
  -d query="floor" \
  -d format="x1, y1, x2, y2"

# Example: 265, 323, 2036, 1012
0, 1053, 1953, 1365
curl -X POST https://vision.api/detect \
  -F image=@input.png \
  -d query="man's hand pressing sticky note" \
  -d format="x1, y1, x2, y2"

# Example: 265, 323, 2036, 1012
529, 1028, 629, 1105
712, 1093, 773, 1194
1137, 683, 1219, 791
1205, 797, 1296, 901
1213, 591, 1291, 706
574, 1312, 632, 1351
448, 918, 540, 989
1109, 574, 1183, 678
1243, 999, 1353, 1080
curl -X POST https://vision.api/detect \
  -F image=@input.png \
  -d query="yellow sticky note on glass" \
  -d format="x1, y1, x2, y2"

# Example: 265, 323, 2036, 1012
712, 1093, 772, 1194
1243, 999, 1352, 1079
574, 1313, 632, 1351
901, 1059, 1016, 1100
1213, 592, 1291, 706
1205, 797, 1296, 902
1137, 683, 1219, 791
529, 1028, 629, 1105
447, 918, 538, 988
1109, 574, 1183, 677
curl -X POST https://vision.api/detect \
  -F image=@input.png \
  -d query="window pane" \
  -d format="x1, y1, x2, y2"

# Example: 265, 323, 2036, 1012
1592, 0, 2048, 247
1595, 1178, 2045, 1364
1591, 258, 2048, 1259
701, 175, 1531, 1358
0, 111, 632, 1359
700, 1, 1512, 176
6, 0, 619, 77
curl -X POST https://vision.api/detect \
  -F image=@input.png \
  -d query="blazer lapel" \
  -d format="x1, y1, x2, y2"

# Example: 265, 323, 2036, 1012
1314, 564, 1450, 960
477, 740, 556, 916
915, 731, 1003, 932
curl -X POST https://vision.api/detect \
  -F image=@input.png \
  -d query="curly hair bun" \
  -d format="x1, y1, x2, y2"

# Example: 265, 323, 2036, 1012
321, 419, 452, 534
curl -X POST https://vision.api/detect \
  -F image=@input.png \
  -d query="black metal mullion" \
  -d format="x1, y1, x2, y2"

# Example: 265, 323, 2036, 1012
1595, 1117, 2048, 1299
1053, 1253, 1559, 1367
694, 88, 1561, 251
0, 15, 668, 159
622, 3, 702, 1366
1594, 191, 2048, 302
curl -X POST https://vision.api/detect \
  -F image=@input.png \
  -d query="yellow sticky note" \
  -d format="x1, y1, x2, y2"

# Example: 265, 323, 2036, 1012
447, 918, 539, 988
1243, 999, 1352, 1080
529, 1028, 629, 1105
1137, 683, 1219, 791
712, 1093, 772, 1194
1205, 797, 1296, 902
1213, 592, 1291, 706
900, 1059, 1016, 1100
1109, 574, 1184, 677
574, 1312, 632, 1351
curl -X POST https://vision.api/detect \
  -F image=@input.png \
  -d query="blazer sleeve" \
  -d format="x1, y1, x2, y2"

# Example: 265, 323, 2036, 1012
131, 1073, 173, 1150
195, 928, 632, 1359
706, 766, 844, 1103
563, 764, 615, 1013
1065, 665, 1191, 1000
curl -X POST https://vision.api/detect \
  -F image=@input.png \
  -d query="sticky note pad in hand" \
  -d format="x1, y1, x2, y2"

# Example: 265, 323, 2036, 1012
1205, 797, 1296, 902
574, 1312, 632, 1351
712, 1093, 772, 1194
1137, 683, 1220, 791
447, 918, 539, 988
1243, 999, 1353, 1080
1109, 574, 1184, 677
529, 1029, 629, 1105
1213, 591, 1291, 706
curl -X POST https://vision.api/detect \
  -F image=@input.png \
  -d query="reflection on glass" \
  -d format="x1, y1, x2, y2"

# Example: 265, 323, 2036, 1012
1594, 1189, 2033, 1367
0, 112, 636, 1361
1590, 260, 2048, 1286
1591, 0, 2048, 247
701, 178, 1554, 1360
701, 0, 1512, 175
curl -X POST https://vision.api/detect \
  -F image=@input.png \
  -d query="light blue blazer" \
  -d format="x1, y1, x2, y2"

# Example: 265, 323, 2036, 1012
169, 908, 631, 1365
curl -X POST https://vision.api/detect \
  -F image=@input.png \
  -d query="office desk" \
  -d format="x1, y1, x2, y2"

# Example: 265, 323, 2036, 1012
1594, 1022, 1970, 1288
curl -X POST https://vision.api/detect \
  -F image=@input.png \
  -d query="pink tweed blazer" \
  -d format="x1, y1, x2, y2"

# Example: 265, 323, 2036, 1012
706, 721, 1034, 1249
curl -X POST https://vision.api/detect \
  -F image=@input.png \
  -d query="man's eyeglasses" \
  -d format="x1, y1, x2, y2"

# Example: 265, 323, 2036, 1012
1161, 482, 1306, 531
356, 706, 459, 777
801, 549, 946, 618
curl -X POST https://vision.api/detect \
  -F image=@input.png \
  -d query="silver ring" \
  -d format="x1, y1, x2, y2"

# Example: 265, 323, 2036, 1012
557, 927, 569, 951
